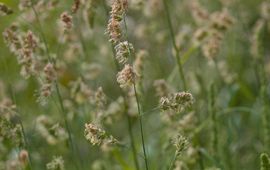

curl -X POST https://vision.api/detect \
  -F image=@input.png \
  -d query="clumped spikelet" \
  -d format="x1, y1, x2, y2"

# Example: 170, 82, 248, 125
202, 33, 222, 60
172, 134, 189, 156
116, 64, 136, 88
0, 3, 13, 16
95, 87, 107, 110
60, 12, 73, 30
115, 41, 134, 64
20, 31, 38, 78
190, 1, 209, 25
84, 123, 118, 146
193, 27, 208, 45
160, 92, 194, 113
37, 63, 57, 105
0, 117, 23, 147
3, 24, 22, 55
106, 0, 128, 44
111, 0, 128, 21
46, 156, 65, 170
0, 98, 17, 120
71, 0, 80, 13
106, 17, 122, 44
210, 9, 234, 32
134, 49, 147, 79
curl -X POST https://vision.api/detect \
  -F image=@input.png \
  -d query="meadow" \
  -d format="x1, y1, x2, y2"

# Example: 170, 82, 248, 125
0, 0, 270, 169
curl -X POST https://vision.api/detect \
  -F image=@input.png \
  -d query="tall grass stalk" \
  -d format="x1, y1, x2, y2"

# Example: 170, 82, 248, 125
1, 56, 33, 170
122, 14, 149, 170
208, 83, 220, 166
254, 22, 270, 150
163, 0, 187, 91
102, 1, 140, 169
168, 152, 177, 170
29, 1, 81, 169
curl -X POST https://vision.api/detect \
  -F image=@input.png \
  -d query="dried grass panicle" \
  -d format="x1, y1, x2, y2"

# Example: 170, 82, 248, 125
160, 92, 194, 113
0, 116, 23, 147
71, 0, 80, 13
172, 134, 189, 156
115, 41, 134, 64
84, 123, 118, 147
3, 24, 22, 55
190, 1, 209, 25
37, 63, 57, 105
210, 9, 234, 32
106, 0, 128, 44
0, 98, 17, 120
3, 27, 40, 78
60, 12, 73, 30
134, 49, 148, 79
46, 156, 65, 170
20, 31, 39, 78
116, 64, 136, 88
95, 87, 107, 110
202, 32, 222, 60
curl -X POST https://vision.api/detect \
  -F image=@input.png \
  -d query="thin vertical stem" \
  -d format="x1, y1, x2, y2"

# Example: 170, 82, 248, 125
55, 82, 81, 170
102, 1, 140, 169
208, 83, 219, 165
168, 152, 177, 170
121, 8, 149, 170
133, 83, 149, 170
1, 55, 33, 169
163, 0, 187, 91
29, 1, 80, 169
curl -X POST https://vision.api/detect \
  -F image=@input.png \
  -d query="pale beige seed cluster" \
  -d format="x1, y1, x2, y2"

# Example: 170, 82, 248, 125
84, 123, 118, 147
172, 134, 189, 156
38, 63, 57, 105
46, 156, 65, 170
60, 12, 73, 30
106, 0, 128, 44
115, 41, 134, 64
116, 64, 136, 88
160, 92, 194, 113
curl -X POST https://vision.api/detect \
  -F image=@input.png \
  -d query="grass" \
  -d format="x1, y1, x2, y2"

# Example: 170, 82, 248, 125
0, 0, 270, 170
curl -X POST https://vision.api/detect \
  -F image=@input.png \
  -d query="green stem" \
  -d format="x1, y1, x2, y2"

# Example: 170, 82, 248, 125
55, 82, 81, 170
208, 83, 219, 165
168, 152, 177, 170
163, 0, 187, 91
133, 83, 149, 170
29, 1, 81, 169
102, 1, 140, 169
121, 7, 149, 170
2, 54, 33, 169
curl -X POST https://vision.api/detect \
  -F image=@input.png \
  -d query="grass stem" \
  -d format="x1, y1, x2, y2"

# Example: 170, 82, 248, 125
163, 0, 187, 91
